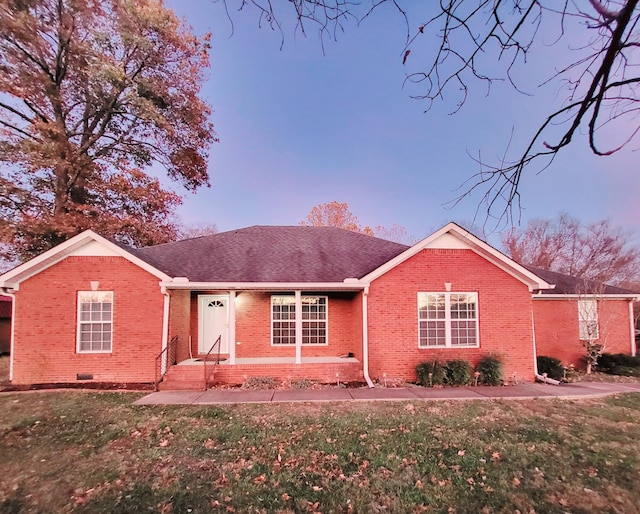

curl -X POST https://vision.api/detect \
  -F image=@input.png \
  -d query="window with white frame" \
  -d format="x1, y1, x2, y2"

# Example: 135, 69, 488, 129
271, 295, 327, 345
578, 299, 599, 340
418, 292, 479, 348
77, 291, 113, 352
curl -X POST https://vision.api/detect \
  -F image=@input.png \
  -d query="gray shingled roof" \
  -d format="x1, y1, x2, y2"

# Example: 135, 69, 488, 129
524, 265, 637, 295
133, 226, 410, 282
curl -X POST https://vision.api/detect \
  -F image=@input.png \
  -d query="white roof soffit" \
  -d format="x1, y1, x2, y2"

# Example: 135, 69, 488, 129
161, 280, 367, 291
361, 222, 553, 292
0, 230, 171, 289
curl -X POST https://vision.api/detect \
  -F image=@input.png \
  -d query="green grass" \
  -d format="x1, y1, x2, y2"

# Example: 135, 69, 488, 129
1, 392, 640, 513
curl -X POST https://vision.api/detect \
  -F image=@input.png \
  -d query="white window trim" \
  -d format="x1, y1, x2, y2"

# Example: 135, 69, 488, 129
417, 292, 479, 349
77, 291, 113, 353
271, 295, 329, 346
578, 299, 599, 341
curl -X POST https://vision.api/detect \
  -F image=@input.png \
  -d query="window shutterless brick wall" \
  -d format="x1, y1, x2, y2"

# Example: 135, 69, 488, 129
366, 249, 536, 383
176, 291, 362, 360
168, 289, 191, 363
11, 256, 164, 385
233, 291, 361, 359
533, 298, 633, 369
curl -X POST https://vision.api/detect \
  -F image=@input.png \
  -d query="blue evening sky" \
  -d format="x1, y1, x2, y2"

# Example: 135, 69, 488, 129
166, 1, 640, 244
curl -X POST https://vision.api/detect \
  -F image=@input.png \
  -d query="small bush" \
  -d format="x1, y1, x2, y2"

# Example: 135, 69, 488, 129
415, 360, 446, 387
291, 378, 314, 389
445, 359, 472, 386
597, 353, 640, 373
476, 355, 503, 385
610, 366, 640, 377
537, 356, 564, 380
242, 376, 277, 389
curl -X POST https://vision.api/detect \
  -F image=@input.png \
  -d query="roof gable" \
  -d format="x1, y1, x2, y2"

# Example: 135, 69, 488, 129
0, 230, 170, 289
134, 226, 409, 283
361, 222, 553, 291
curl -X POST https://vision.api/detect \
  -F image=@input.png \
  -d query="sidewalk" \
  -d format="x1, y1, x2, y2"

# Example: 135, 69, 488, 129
133, 381, 640, 406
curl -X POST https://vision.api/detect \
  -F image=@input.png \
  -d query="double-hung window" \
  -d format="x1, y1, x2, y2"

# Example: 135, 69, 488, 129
418, 292, 478, 348
77, 291, 113, 352
578, 299, 599, 340
272, 295, 327, 345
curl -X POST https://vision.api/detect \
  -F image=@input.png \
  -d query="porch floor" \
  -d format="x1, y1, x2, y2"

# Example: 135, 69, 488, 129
177, 356, 360, 365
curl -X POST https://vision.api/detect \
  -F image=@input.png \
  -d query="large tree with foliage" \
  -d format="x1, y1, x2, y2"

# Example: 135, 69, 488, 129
0, 0, 216, 262
301, 201, 416, 243
502, 213, 640, 286
223, 1, 640, 222
300, 201, 373, 235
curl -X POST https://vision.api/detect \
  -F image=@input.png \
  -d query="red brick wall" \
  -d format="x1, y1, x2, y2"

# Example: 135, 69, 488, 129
367, 249, 536, 382
533, 298, 634, 369
233, 291, 361, 358
214, 361, 363, 386
12, 256, 164, 384
0, 319, 10, 354
235, 292, 273, 357
177, 291, 361, 359
168, 290, 191, 363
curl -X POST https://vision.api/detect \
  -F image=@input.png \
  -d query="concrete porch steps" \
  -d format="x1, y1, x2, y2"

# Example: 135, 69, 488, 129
157, 365, 207, 391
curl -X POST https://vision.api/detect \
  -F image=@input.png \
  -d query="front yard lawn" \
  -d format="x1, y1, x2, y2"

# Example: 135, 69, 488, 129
1, 389, 640, 513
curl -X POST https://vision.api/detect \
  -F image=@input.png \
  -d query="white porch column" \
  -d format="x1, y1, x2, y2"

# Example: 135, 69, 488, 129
295, 290, 302, 364
229, 291, 236, 364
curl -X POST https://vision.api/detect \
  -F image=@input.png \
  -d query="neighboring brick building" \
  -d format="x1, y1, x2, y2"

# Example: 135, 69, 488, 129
527, 266, 637, 369
0, 223, 636, 388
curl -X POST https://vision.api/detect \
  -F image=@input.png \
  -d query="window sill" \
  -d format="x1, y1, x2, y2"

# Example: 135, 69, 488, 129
418, 345, 479, 350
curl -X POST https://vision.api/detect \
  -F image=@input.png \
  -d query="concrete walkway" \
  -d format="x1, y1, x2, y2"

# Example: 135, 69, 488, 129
133, 381, 640, 406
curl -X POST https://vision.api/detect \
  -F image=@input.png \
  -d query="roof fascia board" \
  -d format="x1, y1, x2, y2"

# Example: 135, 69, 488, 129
532, 294, 640, 300
0, 230, 171, 288
161, 281, 367, 291
361, 222, 552, 291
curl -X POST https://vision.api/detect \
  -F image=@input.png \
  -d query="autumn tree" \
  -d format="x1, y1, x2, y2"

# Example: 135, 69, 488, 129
0, 0, 216, 261
178, 222, 218, 240
372, 223, 416, 245
301, 201, 373, 235
301, 201, 417, 243
501, 213, 640, 286
220, 1, 640, 222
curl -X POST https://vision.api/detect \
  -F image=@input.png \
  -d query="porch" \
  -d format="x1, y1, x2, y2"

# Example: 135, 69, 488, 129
157, 355, 363, 391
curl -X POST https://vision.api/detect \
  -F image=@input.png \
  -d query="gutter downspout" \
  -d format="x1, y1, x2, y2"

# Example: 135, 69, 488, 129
629, 300, 636, 357
160, 286, 170, 375
2, 288, 16, 382
362, 286, 374, 388
532, 305, 561, 385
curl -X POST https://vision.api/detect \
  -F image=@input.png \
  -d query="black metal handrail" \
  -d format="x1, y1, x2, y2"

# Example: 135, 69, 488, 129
203, 334, 222, 390
154, 335, 178, 391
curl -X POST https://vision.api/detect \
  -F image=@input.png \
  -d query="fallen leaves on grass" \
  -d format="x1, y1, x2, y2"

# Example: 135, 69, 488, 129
253, 474, 266, 484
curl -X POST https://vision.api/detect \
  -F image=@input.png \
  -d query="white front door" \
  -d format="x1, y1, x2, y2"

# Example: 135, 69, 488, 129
198, 295, 229, 354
